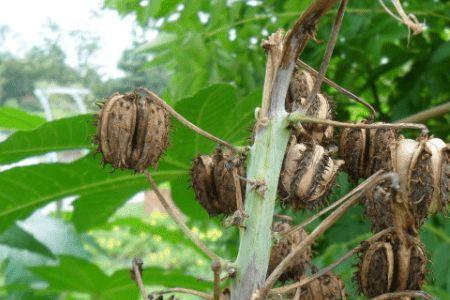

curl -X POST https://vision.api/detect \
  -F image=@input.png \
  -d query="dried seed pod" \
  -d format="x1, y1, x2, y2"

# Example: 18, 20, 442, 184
339, 126, 397, 182
95, 92, 170, 172
358, 241, 395, 297
268, 222, 311, 281
298, 272, 347, 300
355, 232, 428, 298
191, 149, 246, 216
190, 155, 221, 216
280, 136, 344, 210
286, 69, 334, 144
213, 149, 246, 215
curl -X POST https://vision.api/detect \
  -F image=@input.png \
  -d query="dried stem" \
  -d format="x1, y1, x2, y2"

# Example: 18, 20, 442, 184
297, 59, 376, 120
137, 87, 241, 153
396, 101, 450, 123
144, 170, 223, 263
288, 112, 429, 134
232, 168, 244, 212
370, 290, 434, 300
270, 227, 395, 295
131, 258, 148, 300
212, 261, 221, 300
152, 288, 213, 300
378, 0, 424, 35
257, 171, 399, 299
308, 0, 348, 103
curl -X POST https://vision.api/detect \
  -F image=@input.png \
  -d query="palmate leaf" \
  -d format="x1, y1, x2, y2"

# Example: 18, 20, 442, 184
0, 106, 46, 131
0, 224, 54, 258
29, 255, 211, 299
0, 84, 260, 232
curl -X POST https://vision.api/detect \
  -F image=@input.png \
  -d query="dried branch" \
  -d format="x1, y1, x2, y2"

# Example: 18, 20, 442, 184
288, 112, 429, 135
137, 87, 241, 153
257, 171, 399, 299
144, 171, 223, 263
131, 258, 149, 300
378, 0, 424, 35
212, 261, 221, 300
270, 227, 395, 295
307, 0, 348, 103
370, 290, 434, 300
152, 288, 213, 300
297, 59, 376, 120
396, 101, 450, 123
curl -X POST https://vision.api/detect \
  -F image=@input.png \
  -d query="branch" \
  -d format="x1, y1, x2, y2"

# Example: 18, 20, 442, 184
212, 261, 221, 300
307, 0, 348, 103
297, 59, 376, 120
257, 171, 399, 299
288, 112, 429, 135
378, 0, 424, 35
131, 258, 149, 300
396, 101, 450, 123
144, 171, 223, 263
370, 290, 434, 300
137, 87, 241, 153
152, 288, 213, 300
270, 227, 395, 295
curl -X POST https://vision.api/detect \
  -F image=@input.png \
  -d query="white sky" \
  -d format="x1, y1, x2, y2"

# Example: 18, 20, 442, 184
0, 0, 148, 79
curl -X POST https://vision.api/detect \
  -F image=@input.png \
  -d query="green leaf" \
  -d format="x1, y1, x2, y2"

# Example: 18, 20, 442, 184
0, 114, 94, 165
0, 107, 45, 131
29, 255, 210, 298
0, 224, 54, 258
0, 156, 183, 232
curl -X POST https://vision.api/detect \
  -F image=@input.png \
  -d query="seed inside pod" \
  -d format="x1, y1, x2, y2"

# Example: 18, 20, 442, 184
191, 149, 246, 216
268, 222, 311, 281
406, 241, 427, 291
279, 136, 344, 210
95, 92, 170, 172
286, 69, 315, 112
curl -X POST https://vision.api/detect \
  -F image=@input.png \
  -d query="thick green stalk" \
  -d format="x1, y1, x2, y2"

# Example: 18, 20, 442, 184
231, 113, 290, 300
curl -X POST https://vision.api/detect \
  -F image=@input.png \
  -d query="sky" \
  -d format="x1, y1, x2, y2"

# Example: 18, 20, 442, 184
0, 0, 145, 79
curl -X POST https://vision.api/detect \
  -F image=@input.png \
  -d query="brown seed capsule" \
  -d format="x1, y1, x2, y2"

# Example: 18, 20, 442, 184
355, 232, 428, 298
279, 136, 344, 210
339, 126, 397, 182
358, 241, 395, 297
298, 272, 347, 300
268, 222, 311, 281
95, 92, 170, 172
191, 149, 245, 216
286, 69, 334, 144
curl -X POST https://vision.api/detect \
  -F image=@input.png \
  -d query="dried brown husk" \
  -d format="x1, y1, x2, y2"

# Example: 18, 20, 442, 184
95, 92, 169, 172
280, 136, 344, 210
355, 232, 428, 298
339, 127, 367, 181
366, 127, 397, 177
286, 69, 334, 144
191, 149, 246, 216
268, 222, 311, 281
190, 154, 221, 216
298, 272, 347, 300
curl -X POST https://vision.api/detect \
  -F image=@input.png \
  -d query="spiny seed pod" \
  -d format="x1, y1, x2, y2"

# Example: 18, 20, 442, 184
355, 232, 428, 298
339, 126, 397, 182
286, 69, 334, 144
190, 149, 245, 216
279, 136, 344, 210
95, 92, 170, 172
298, 272, 347, 300
268, 222, 311, 281
358, 241, 395, 297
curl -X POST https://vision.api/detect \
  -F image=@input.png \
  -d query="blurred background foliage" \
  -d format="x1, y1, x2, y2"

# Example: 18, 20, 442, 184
0, 0, 449, 299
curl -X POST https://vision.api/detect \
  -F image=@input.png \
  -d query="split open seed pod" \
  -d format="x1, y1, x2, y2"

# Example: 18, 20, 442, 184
191, 149, 245, 216
339, 126, 397, 182
279, 136, 344, 210
268, 222, 311, 281
286, 69, 334, 144
95, 92, 170, 172
355, 232, 427, 298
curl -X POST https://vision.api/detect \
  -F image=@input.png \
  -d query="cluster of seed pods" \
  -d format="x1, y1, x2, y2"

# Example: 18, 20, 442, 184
340, 127, 450, 298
